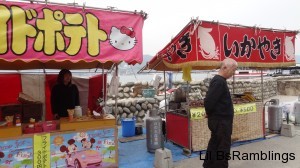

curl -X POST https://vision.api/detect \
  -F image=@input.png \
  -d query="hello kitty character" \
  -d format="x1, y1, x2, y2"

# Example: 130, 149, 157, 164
109, 26, 137, 51
284, 36, 295, 61
198, 26, 219, 59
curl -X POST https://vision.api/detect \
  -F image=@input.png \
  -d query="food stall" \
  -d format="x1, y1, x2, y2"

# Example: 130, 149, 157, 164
141, 19, 297, 151
0, 1, 146, 167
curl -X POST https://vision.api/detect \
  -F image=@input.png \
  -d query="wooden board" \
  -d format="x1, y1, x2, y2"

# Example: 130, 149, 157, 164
60, 117, 116, 131
0, 125, 22, 138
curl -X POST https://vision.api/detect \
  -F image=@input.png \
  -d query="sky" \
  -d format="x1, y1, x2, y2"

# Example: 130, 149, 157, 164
1, 1, 298, 79
43, 0, 300, 56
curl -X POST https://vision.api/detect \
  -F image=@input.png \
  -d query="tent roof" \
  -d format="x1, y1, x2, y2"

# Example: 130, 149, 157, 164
0, 59, 116, 70
140, 55, 219, 72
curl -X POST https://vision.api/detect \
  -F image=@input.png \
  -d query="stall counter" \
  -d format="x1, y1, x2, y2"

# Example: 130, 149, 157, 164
166, 102, 264, 151
60, 117, 116, 131
0, 117, 118, 168
0, 125, 22, 138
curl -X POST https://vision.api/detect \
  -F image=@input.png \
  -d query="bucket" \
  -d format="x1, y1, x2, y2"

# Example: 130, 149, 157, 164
142, 89, 156, 98
135, 125, 143, 135
122, 118, 136, 137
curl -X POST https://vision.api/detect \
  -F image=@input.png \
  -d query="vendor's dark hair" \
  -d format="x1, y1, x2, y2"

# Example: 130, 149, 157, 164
57, 69, 72, 84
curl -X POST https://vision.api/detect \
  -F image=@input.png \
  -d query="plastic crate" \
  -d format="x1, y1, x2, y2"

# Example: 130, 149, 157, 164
42, 121, 57, 132
142, 89, 156, 98
23, 125, 43, 134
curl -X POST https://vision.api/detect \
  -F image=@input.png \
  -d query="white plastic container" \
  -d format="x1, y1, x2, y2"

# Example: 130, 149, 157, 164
294, 101, 300, 125
74, 106, 82, 117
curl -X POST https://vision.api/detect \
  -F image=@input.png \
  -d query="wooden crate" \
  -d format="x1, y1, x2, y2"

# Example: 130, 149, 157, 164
132, 84, 148, 97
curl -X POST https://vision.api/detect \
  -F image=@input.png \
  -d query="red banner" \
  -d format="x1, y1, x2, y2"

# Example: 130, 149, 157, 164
156, 20, 297, 69
0, 1, 144, 67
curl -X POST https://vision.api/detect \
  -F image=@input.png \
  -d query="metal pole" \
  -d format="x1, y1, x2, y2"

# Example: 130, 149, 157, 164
102, 65, 105, 103
261, 69, 265, 138
115, 65, 118, 125
261, 69, 264, 102
287, 112, 290, 124
14, 0, 148, 18
187, 81, 192, 154
164, 71, 167, 114
163, 71, 167, 144
147, 58, 164, 73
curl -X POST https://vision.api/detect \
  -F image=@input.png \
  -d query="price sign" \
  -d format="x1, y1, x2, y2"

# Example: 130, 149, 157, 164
190, 103, 257, 119
34, 133, 50, 168
234, 103, 256, 115
190, 107, 206, 120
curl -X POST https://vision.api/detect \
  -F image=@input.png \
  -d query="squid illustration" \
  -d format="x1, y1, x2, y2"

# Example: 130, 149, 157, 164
198, 26, 219, 59
284, 36, 295, 61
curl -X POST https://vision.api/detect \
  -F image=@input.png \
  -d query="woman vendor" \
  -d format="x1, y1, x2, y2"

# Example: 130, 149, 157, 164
51, 69, 80, 119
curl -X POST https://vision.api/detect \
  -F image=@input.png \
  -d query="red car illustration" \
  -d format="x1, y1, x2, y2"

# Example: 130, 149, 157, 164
65, 149, 102, 168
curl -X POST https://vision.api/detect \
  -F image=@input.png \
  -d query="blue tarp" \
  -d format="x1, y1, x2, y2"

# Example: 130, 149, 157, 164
119, 137, 199, 168
118, 127, 266, 168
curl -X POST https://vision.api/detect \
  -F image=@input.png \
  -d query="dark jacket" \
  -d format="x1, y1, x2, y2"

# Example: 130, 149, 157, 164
51, 83, 80, 117
204, 75, 234, 120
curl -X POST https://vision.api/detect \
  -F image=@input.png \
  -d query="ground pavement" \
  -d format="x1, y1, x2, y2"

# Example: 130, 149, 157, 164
174, 126, 300, 168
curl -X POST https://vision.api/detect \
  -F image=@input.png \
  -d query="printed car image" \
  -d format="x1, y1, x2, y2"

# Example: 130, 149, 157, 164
65, 149, 102, 168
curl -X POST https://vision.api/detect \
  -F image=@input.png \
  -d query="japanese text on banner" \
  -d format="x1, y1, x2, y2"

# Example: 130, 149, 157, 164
0, 1, 144, 64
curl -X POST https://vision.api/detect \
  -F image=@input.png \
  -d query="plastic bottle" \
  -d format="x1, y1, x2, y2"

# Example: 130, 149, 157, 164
74, 106, 82, 117
15, 114, 21, 126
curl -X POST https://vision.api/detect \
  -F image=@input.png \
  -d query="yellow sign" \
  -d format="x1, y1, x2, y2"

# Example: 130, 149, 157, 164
34, 133, 50, 168
190, 103, 257, 120
234, 103, 257, 115
190, 107, 206, 120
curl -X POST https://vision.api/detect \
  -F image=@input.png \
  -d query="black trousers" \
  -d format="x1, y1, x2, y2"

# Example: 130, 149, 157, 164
202, 118, 233, 168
